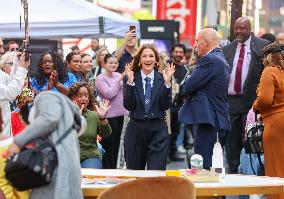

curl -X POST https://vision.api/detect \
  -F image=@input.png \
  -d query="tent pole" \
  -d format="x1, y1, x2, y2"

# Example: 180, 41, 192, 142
99, 16, 106, 46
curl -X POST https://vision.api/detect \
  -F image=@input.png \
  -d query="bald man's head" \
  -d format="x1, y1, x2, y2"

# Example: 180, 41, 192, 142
195, 28, 219, 57
234, 17, 251, 43
276, 33, 284, 43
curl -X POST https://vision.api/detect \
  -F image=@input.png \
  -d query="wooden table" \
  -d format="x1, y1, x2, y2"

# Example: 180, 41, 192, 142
81, 169, 284, 199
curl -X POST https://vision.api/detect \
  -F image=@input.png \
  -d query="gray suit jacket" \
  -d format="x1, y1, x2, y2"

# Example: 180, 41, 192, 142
14, 91, 84, 199
223, 35, 270, 114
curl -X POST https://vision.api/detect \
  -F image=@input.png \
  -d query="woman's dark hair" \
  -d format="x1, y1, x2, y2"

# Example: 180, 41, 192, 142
170, 43, 186, 53
20, 105, 30, 124
80, 53, 91, 59
131, 44, 160, 72
35, 50, 68, 86
103, 53, 117, 64
66, 51, 80, 64
68, 82, 94, 107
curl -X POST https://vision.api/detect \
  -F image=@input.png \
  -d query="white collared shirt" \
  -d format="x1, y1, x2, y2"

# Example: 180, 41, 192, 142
141, 70, 154, 95
0, 62, 27, 137
228, 36, 252, 95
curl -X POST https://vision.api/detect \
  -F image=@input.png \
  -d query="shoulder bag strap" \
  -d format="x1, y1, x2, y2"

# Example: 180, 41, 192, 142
55, 124, 75, 146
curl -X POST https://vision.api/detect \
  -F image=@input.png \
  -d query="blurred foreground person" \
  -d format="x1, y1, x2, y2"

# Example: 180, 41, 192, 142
5, 91, 85, 199
253, 42, 284, 199
179, 28, 230, 170
123, 44, 175, 170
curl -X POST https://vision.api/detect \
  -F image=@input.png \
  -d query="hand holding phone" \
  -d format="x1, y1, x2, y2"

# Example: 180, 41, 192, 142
129, 25, 136, 32
129, 26, 136, 38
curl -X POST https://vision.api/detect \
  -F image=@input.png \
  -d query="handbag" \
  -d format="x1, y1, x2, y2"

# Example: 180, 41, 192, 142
243, 112, 265, 175
243, 113, 264, 154
5, 124, 75, 191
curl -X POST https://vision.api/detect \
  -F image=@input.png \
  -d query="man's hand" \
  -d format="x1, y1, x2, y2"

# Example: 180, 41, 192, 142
18, 53, 30, 69
125, 30, 136, 42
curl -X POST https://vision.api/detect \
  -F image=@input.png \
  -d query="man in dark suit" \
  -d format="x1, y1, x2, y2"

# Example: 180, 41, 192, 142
179, 28, 231, 170
222, 17, 270, 173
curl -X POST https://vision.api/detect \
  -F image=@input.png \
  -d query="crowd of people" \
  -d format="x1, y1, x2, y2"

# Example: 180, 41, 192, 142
0, 16, 284, 199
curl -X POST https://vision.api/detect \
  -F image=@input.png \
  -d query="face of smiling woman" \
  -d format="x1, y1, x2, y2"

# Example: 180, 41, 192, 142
140, 48, 156, 75
104, 57, 118, 74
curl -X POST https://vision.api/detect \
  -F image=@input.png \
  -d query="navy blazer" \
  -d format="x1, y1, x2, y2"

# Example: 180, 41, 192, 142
178, 48, 231, 131
123, 70, 171, 120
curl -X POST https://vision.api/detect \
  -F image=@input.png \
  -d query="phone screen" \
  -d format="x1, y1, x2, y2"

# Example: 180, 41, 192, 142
130, 26, 136, 32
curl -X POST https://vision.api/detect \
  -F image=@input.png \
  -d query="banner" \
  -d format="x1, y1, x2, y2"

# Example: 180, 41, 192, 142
157, 0, 197, 44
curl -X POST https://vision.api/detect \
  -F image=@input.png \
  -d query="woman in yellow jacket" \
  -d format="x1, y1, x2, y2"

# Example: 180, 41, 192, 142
0, 106, 29, 199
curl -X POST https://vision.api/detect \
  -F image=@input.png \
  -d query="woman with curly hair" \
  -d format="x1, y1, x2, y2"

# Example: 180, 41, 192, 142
69, 82, 112, 168
31, 50, 77, 95
123, 44, 175, 170
253, 42, 284, 199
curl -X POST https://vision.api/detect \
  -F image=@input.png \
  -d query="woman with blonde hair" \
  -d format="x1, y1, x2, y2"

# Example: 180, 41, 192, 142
92, 47, 109, 79
253, 42, 284, 199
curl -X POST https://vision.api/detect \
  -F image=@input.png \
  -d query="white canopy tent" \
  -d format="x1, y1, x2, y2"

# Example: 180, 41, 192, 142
0, 0, 139, 39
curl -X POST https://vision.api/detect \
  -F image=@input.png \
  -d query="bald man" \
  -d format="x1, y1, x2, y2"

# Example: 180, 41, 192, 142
222, 17, 270, 173
276, 33, 284, 43
179, 28, 231, 169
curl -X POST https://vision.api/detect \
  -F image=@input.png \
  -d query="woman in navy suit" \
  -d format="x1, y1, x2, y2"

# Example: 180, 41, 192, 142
123, 44, 175, 170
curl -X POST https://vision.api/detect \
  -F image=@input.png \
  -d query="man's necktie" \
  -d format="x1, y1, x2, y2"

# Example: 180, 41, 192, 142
234, 43, 245, 93
144, 77, 151, 113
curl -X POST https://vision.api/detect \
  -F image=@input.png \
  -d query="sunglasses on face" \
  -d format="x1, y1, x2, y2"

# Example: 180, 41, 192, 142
10, 48, 19, 52
4, 61, 13, 65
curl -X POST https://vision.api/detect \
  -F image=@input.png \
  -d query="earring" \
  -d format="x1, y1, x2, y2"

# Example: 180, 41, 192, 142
138, 62, 141, 67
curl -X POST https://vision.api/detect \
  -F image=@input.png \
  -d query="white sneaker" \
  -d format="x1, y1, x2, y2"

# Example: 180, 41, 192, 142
177, 146, 187, 154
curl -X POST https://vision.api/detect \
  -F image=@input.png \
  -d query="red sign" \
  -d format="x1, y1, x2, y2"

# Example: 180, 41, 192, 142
157, 0, 197, 45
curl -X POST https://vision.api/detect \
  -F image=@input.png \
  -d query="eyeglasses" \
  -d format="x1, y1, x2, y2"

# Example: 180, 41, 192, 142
4, 61, 13, 65
83, 60, 92, 64
10, 48, 19, 52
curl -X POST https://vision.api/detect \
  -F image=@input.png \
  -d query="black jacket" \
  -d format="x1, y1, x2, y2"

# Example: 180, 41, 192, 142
123, 70, 172, 120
